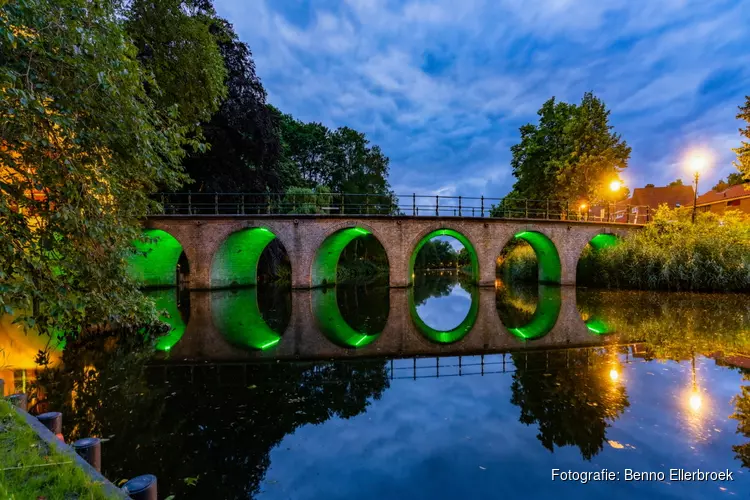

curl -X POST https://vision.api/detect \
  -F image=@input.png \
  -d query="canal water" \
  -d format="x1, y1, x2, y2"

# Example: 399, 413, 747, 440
3, 272, 750, 499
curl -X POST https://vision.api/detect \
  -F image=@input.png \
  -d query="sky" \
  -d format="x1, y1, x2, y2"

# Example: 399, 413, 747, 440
214, 0, 750, 198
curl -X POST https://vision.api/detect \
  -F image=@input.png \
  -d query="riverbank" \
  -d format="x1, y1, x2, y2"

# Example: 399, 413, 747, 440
500, 207, 750, 292
0, 399, 117, 498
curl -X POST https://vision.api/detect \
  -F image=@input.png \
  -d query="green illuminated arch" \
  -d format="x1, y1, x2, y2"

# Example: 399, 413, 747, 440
148, 289, 187, 352
513, 231, 561, 284
127, 229, 184, 287
312, 288, 382, 348
211, 227, 278, 288
211, 289, 283, 351
312, 227, 378, 287
589, 233, 619, 251
408, 287, 479, 344
507, 285, 562, 340
409, 229, 479, 284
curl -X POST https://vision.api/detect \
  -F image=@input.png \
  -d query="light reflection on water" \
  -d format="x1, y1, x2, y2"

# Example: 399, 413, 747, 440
2, 272, 750, 499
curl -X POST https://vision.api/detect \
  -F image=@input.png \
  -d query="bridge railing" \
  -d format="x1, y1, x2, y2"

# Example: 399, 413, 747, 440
151, 192, 651, 224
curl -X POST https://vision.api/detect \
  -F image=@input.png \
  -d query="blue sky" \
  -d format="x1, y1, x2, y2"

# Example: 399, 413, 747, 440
214, 0, 750, 198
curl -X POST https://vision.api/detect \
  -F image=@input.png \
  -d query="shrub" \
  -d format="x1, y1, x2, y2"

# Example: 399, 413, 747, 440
579, 206, 750, 292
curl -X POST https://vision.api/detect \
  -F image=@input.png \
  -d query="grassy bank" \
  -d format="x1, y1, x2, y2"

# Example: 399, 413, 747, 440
336, 261, 389, 285
579, 207, 750, 291
0, 399, 114, 499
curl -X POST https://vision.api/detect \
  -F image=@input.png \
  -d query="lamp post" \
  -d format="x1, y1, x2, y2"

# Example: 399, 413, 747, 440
609, 180, 621, 222
690, 155, 706, 223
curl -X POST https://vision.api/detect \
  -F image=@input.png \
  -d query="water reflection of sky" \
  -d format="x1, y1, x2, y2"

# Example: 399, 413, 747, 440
258, 355, 747, 500
416, 284, 472, 331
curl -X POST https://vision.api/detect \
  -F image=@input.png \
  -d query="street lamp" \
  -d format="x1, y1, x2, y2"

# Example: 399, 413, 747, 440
690, 155, 707, 223
608, 181, 621, 222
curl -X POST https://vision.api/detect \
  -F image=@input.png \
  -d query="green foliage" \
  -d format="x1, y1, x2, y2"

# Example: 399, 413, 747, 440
734, 96, 750, 182
713, 172, 748, 192
497, 241, 538, 283
732, 376, 750, 468
509, 92, 631, 203
414, 239, 460, 269
124, 0, 227, 133
668, 178, 684, 187
0, 0, 188, 338
274, 106, 394, 197
0, 399, 113, 498
281, 186, 332, 214
182, 14, 283, 192
579, 207, 750, 291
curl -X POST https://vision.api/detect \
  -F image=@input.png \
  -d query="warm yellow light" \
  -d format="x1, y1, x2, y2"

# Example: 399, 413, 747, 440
609, 368, 619, 382
689, 392, 702, 412
690, 155, 707, 174
580, 203, 588, 211
609, 180, 621, 192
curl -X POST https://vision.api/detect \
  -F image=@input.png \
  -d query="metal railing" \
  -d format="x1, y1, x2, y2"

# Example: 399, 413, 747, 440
151, 192, 650, 224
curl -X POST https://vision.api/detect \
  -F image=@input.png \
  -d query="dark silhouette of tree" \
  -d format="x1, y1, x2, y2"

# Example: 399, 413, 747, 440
510, 349, 630, 460
713, 172, 748, 192
34, 333, 390, 499
731, 372, 750, 468
734, 96, 750, 181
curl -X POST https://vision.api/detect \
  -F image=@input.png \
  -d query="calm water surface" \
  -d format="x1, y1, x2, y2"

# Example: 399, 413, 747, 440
4, 272, 750, 499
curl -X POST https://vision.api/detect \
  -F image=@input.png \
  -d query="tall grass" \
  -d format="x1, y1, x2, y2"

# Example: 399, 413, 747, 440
579, 207, 750, 292
497, 242, 538, 283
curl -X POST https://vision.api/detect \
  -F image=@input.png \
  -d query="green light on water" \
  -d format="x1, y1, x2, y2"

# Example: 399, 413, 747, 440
585, 318, 613, 335
312, 289, 382, 348
212, 289, 283, 351
506, 286, 562, 341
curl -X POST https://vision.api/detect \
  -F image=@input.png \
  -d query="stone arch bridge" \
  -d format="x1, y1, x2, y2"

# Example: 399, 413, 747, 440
129, 215, 639, 289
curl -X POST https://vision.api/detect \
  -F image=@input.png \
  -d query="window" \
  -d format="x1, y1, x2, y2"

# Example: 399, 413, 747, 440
727, 199, 741, 207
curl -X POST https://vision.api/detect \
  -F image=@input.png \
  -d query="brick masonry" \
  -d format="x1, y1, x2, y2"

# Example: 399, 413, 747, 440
144, 215, 639, 289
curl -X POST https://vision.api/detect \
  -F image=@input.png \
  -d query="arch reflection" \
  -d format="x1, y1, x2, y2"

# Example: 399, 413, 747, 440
496, 284, 562, 340
408, 275, 479, 344
211, 288, 290, 351
312, 286, 388, 348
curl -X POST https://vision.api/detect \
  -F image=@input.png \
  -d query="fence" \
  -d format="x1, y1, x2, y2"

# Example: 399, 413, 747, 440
151, 192, 650, 224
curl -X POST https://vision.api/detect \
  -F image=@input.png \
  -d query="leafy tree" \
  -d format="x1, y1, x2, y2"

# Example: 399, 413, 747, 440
124, 0, 226, 134
0, 0, 187, 337
644, 183, 655, 188
509, 92, 631, 204
668, 179, 684, 187
734, 96, 750, 182
713, 172, 748, 192
414, 239, 458, 269
509, 97, 577, 200
181, 9, 283, 192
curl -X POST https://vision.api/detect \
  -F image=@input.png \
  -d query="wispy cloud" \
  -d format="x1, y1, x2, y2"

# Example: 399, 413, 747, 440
215, 0, 750, 196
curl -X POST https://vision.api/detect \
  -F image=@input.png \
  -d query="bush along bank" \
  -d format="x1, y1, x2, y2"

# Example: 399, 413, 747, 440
578, 207, 750, 292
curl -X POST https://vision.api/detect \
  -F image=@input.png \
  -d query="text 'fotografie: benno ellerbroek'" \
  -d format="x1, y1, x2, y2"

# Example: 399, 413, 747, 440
551, 468, 735, 483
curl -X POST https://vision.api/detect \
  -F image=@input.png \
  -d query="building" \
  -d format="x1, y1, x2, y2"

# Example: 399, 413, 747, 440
694, 183, 750, 215
587, 185, 695, 223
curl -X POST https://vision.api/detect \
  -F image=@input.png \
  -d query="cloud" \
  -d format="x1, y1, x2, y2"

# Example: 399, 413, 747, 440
214, 0, 750, 196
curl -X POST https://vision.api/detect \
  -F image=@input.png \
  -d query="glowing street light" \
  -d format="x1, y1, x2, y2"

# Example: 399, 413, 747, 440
609, 368, 619, 383
607, 180, 622, 222
689, 154, 708, 223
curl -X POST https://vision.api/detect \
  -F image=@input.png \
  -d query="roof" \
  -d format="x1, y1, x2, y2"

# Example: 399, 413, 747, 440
629, 185, 695, 208
695, 183, 750, 206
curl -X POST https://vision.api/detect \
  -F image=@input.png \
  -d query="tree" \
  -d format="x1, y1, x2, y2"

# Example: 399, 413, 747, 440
734, 96, 750, 182
668, 179, 684, 187
509, 92, 631, 204
644, 183, 655, 188
509, 97, 577, 200
124, 0, 227, 134
181, 10, 283, 192
713, 172, 748, 192
0, 0, 187, 337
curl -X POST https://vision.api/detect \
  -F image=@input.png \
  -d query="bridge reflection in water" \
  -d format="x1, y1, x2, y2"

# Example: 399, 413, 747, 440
149, 282, 620, 363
